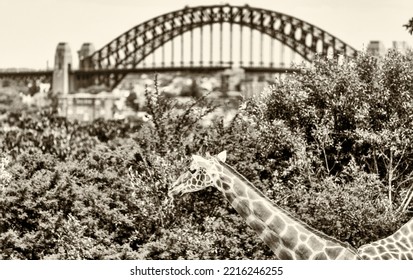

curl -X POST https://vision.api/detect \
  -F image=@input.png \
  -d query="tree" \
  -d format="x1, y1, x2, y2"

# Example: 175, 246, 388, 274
181, 78, 202, 98
403, 18, 413, 35
125, 91, 140, 111
2, 79, 10, 87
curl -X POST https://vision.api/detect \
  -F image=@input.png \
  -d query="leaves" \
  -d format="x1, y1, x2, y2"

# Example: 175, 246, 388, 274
2, 51, 413, 259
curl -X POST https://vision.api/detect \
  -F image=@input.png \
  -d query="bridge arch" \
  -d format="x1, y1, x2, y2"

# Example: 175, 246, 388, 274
76, 4, 358, 89
85, 4, 357, 71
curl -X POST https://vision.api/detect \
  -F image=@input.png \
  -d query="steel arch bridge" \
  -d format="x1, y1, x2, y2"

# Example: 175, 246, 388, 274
76, 4, 357, 89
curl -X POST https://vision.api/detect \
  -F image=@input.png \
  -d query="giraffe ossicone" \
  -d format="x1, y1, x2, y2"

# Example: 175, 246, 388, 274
169, 151, 361, 260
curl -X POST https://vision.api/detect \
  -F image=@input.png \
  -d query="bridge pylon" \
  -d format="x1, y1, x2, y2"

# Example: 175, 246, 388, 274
52, 42, 72, 95
75, 42, 97, 90
78, 43, 95, 70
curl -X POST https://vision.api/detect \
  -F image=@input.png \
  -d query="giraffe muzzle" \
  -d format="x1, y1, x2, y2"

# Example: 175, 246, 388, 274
168, 172, 191, 197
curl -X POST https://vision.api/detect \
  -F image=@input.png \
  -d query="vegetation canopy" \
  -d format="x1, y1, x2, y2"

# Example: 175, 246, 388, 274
1, 50, 413, 259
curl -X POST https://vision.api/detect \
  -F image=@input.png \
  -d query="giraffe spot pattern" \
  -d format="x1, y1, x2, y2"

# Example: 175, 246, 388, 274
189, 157, 413, 260
215, 165, 223, 173
395, 241, 408, 251
325, 247, 342, 259
267, 215, 286, 233
308, 236, 324, 251
400, 237, 409, 247
282, 227, 298, 249
247, 188, 263, 201
233, 199, 252, 218
262, 231, 281, 251
222, 182, 231, 191
380, 253, 393, 260
313, 252, 328, 260
401, 225, 409, 236
386, 243, 396, 251
247, 215, 267, 233
252, 201, 273, 222
233, 182, 247, 197
278, 249, 294, 260
361, 246, 378, 257
359, 244, 372, 253
224, 191, 237, 204
296, 244, 313, 260
299, 234, 308, 242
393, 231, 402, 240
377, 245, 387, 254
339, 249, 359, 260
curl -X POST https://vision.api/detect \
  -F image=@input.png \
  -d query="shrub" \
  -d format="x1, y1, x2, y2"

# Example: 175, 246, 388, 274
2, 51, 413, 259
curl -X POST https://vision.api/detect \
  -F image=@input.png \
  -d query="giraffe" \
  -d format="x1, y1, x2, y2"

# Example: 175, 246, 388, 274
357, 218, 413, 260
169, 151, 361, 260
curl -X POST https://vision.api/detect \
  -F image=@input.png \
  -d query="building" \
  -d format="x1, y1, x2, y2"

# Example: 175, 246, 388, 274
58, 92, 119, 121
367, 40, 411, 57
366, 41, 386, 57
392, 41, 410, 54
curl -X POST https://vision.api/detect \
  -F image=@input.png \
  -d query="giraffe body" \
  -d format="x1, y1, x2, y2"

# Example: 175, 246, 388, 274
169, 151, 360, 260
357, 218, 413, 260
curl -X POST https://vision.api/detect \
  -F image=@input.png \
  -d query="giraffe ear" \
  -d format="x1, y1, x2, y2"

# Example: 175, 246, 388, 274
216, 151, 227, 162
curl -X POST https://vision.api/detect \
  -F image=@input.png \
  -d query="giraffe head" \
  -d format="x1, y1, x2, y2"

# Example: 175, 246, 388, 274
169, 151, 227, 197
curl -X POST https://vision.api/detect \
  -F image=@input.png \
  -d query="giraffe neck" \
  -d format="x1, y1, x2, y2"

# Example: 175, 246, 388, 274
215, 160, 359, 260
358, 218, 413, 260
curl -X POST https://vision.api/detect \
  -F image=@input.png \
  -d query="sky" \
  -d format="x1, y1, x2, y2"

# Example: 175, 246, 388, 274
0, 0, 412, 69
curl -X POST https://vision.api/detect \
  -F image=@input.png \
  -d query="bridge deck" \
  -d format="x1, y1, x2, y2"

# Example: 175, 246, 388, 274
0, 70, 53, 78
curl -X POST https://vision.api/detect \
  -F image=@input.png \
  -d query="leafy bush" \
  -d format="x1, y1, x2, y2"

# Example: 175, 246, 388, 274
1, 51, 413, 259
228, 51, 413, 246
0, 109, 142, 161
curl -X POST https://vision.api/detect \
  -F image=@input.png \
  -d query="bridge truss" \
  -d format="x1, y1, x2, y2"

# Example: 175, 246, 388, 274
0, 4, 358, 92
77, 4, 357, 88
